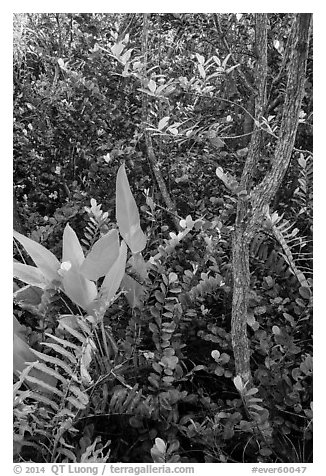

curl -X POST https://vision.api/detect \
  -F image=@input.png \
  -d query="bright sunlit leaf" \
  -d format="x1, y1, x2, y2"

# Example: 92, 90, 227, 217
80, 229, 120, 281
100, 240, 127, 306
62, 224, 85, 270
13, 263, 47, 288
62, 267, 97, 311
116, 163, 147, 253
13, 230, 60, 282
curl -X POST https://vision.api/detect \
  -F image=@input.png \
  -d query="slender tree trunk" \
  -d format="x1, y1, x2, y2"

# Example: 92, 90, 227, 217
231, 14, 269, 383
231, 228, 252, 382
231, 13, 312, 384
141, 14, 180, 230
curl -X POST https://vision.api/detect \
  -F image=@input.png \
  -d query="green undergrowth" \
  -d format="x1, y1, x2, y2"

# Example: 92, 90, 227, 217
14, 168, 312, 464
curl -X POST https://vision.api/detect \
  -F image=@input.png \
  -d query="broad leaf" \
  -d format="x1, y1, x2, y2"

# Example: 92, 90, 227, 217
13, 262, 47, 288
80, 229, 120, 281
116, 163, 147, 253
13, 230, 60, 282
121, 273, 145, 309
62, 223, 85, 270
62, 268, 97, 310
14, 330, 37, 376
100, 240, 127, 306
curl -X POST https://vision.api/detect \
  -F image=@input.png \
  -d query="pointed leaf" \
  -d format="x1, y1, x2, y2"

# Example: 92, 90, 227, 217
158, 116, 170, 131
62, 223, 85, 269
13, 230, 60, 282
13, 262, 48, 288
121, 273, 145, 309
222, 53, 231, 68
80, 229, 120, 280
62, 268, 97, 310
116, 163, 147, 253
198, 63, 206, 79
100, 240, 127, 305
13, 331, 36, 377
195, 53, 205, 64
226, 64, 240, 74
111, 41, 125, 57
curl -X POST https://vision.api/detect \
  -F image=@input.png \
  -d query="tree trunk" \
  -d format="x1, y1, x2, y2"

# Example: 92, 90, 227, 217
231, 14, 312, 384
141, 14, 180, 231
231, 228, 252, 382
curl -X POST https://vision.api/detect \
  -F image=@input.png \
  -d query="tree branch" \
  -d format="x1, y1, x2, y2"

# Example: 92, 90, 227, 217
241, 14, 268, 191
251, 14, 312, 219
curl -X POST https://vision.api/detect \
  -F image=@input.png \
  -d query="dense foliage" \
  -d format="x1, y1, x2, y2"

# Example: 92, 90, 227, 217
13, 13, 312, 463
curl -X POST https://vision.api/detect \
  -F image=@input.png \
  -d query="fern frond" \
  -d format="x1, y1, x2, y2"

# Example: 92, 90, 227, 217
28, 392, 60, 412
30, 361, 69, 386
42, 342, 78, 364
56, 409, 76, 419
25, 375, 64, 397
30, 349, 79, 379
109, 384, 143, 414
45, 333, 80, 351
79, 436, 111, 462
66, 395, 88, 410
82, 198, 110, 249
271, 221, 310, 289
58, 320, 87, 344
69, 385, 89, 406
188, 274, 224, 301
250, 210, 312, 290
292, 154, 313, 218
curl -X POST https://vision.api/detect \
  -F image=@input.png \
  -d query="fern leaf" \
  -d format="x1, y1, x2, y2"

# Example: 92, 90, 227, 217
188, 274, 223, 300
121, 384, 140, 412
31, 361, 68, 386
25, 375, 64, 397
30, 349, 79, 379
42, 342, 77, 364
69, 385, 89, 406
28, 392, 60, 412
59, 320, 86, 344
66, 395, 88, 410
56, 409, 76, 419
272, 223, 310, 288
45, 333, 80, 351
